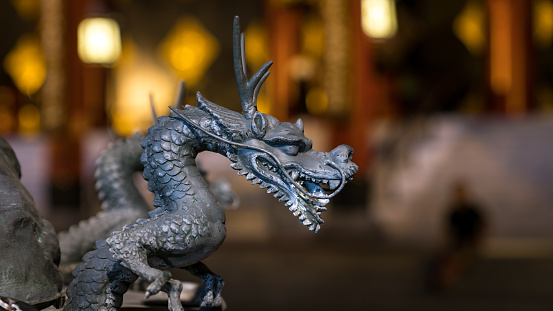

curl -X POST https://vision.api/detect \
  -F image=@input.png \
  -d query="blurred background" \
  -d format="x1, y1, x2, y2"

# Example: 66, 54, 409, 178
1, 0, 553, 310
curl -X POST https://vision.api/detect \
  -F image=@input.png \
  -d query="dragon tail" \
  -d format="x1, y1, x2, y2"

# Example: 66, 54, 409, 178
64, 240, 137, 311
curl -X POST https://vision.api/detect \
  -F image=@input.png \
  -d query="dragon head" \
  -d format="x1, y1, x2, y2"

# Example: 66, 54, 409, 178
232, 112, 357, 233
170, 17, 357, 232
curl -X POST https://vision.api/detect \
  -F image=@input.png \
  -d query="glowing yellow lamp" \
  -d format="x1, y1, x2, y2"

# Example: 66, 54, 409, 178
78, 17, 122, 64
3, 35, 46, 95
159, 17, 219, 87
361, 0, 398, 39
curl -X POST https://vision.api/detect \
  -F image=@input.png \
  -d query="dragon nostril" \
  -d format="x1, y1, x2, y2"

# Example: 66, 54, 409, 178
331, 145, 353, 164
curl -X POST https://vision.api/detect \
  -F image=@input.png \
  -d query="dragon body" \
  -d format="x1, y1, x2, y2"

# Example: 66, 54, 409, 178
58, 133, 237, 274
64, 17, 357, 311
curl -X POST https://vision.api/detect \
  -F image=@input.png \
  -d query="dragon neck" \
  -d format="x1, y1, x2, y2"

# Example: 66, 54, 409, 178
141, 116, 226, 223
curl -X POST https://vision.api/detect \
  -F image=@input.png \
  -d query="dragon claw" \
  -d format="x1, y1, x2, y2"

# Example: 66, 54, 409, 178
145, 270, 172, 299
199, 274, 224, 310
164, 279, 185, 311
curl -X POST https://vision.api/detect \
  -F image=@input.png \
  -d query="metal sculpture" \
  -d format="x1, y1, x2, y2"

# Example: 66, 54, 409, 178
64, 16, 357, 311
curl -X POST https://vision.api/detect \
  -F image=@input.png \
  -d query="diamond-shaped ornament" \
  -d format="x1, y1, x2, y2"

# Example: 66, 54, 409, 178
159, 17, 219, 87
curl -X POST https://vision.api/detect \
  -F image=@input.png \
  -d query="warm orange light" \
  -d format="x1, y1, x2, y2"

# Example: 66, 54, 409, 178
489, 0, 512, 96
111, 39, 176, 136
533, 0, 553, 49
0, 88, 15, 133
453, 0, 486, 55
256, 94, 271, 115
306, 87, 329, 115
10, 0, 40, 20
3, 35, 46, 95
78, 17, 122, 64
18, 104, 41, 134
160, 17, 219, 87
245, 22, 269, 69
301, 16, 325, 59
361, 0, 398, 39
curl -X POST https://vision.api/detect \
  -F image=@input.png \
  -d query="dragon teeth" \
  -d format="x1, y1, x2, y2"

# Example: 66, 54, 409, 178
230, 163, 243, 170
289, 170, 299, 180
317, 199, 329, 206
329, 180, 340, 190
293, 210, 300, 216
289, 205, 297, 212
246, 173, 255, 180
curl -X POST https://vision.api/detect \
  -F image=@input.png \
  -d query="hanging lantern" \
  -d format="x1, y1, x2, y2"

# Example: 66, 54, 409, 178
361, 0, 398, 39
77, 17, 121, 65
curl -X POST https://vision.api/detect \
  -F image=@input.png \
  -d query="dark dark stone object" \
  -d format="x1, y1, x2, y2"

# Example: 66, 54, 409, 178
0, 135, 64, 307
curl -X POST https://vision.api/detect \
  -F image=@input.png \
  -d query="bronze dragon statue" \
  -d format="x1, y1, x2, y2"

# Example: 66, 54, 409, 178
64, 17, 358, 311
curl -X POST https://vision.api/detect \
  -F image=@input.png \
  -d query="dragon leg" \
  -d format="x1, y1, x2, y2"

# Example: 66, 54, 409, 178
184, 262, 224, 310
161, 279, 185, 311
111, 245, 183, 311
121, 252, 169, 297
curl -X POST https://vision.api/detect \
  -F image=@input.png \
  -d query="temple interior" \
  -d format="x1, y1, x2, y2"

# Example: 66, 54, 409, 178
1, 0, 553, 310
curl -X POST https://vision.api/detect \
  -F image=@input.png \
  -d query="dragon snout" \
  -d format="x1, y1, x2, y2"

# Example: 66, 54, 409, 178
329, 144, 358, 178
330, 145, 354, 164
330, 144, 353, 164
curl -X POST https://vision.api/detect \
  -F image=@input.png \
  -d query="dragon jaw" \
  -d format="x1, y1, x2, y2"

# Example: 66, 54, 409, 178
232, 143, 357, 233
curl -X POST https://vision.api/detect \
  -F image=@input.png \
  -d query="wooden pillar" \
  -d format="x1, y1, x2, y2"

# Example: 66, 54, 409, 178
487, 0, 532, 114
265, 2, 300, 122
39, 0, 109, 214
40, 0, 66, 132
348, 0, 373, 174
65, 0, 108, 134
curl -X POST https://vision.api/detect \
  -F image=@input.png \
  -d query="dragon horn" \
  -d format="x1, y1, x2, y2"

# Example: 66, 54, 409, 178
233, 16, 273, 119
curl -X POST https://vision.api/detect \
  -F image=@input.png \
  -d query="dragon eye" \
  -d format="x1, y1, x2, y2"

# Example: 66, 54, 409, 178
279, 145, 300, 156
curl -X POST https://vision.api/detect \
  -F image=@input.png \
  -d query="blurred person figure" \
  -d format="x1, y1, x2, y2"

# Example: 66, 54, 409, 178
427, 180, 486, 292
447, 181, 485, 249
